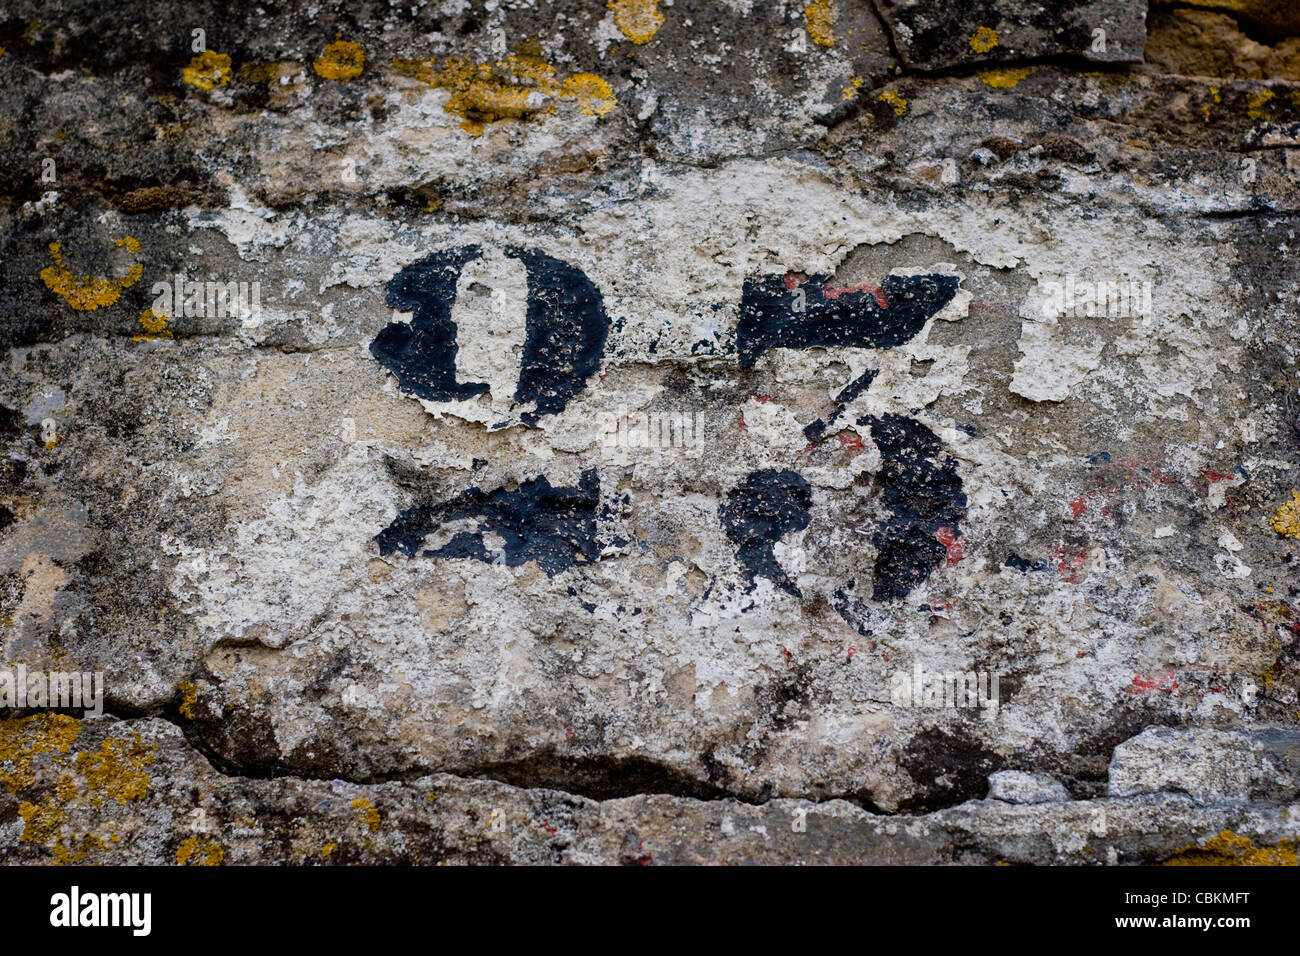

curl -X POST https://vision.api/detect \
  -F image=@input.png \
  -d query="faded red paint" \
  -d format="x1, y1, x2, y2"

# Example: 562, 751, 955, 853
823, 281, 889, 309
1069, 496, 1086, 517
1128, 668, 1178, 694
935, 526, 965, 566
836, 430, 866, 451
1051, 544, 1089, 581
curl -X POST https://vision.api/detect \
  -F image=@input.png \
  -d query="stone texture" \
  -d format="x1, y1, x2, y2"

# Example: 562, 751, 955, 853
1, 0, 1299, 864
1108, 726, 1300, 804
875, 0, 1147, 69
988, 770, 1070, 804
1, 713, 1297, 864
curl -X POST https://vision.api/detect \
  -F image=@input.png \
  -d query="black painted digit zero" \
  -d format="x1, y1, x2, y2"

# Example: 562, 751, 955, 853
370, 246, 610, 425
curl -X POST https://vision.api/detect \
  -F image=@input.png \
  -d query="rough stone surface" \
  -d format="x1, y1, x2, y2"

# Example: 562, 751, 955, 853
876, 0, 1148, 69
988, 769, 1071, 804
1108, 726, 1300, 803
1, 0, 1299, 864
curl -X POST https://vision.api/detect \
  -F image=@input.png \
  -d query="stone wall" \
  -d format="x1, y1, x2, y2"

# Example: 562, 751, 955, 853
1, 0, 1298, 864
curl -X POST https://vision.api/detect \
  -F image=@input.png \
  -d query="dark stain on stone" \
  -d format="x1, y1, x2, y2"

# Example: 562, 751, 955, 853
720, 469, 813, 596
0, 405, 24, 440
898, 727, 1003, 813
804, 368, 879, 441
882, 0, 1102, 68
376, 469, 601, 576
736, 272, 959, 368
474, 751, 733, 803
865, 414, 967, 602
1005, 553, 1049, 572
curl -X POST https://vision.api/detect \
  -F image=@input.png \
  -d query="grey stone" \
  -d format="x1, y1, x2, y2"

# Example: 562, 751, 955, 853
876, 0, 1147, 70
1108, 727, 1300, 805
988, 770, 1070, 804
1, 0, 1299, 864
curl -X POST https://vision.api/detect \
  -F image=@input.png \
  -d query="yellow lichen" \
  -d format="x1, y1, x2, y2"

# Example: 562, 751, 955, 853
41, 236, 143, 311
842, 75, 863, 101
132, 309, 173, 342
51, 832, 109, 865
562, 73, 618, 117
1203, 84, 1221, 120
176, 836, 224, 866
0, 719, 141, 864
177, 681, 198, 719
0, 714, 81, 793
74, 735, 156, 806
804, 0, 835, 48
18, 796, 67, 845
394, 54, 616, 136
1164, 830, 1297, 866
314, 40, 364, 81
1272, 491, 1300, 538
877, 90, 908, 116
18, 782, 111, 864
978, 67, 1032, 89
609, 0, 665, 45
1246, 88, 1275, 120
352, 797, 381, 833
182, 50, 232, 91
969, 26, 1000, 54
321, 842, 338, 858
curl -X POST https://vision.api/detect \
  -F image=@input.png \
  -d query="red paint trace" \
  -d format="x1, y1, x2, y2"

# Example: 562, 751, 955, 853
935, 526, 965, 566
1051, 544, 1089, 582
1128, 668, 1178, 694
823, 282, 889, 309
1201, 469, 1237, 484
